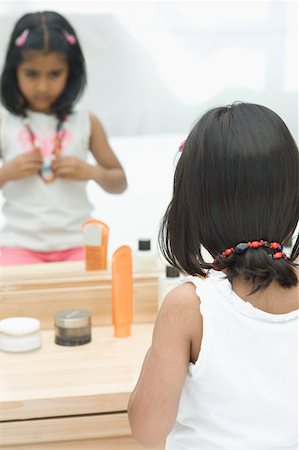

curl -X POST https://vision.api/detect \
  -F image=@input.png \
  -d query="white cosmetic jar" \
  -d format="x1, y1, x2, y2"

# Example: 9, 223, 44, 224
0, 317, 41, 353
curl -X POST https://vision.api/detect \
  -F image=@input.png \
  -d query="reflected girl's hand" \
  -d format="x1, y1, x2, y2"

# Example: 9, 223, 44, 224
1, 150, 43, 183
52, 155, 93, 181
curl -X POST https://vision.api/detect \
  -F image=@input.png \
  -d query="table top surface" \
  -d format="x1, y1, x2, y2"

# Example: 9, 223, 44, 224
0, 323, 154, 421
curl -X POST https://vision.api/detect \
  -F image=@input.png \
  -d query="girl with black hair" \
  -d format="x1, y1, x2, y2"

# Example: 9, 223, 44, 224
0, 11, 127, 264
128, 102, 298, 449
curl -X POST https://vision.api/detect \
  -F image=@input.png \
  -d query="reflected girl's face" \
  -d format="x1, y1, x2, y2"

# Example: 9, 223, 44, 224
16, 51, 69, 114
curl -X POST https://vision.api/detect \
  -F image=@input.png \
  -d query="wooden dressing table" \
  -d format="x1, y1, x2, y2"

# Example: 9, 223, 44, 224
0, 262, 164, 449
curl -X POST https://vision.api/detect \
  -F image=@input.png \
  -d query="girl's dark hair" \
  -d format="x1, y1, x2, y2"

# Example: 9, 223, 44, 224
0, 11, 86, 119
159, 102, 299, 293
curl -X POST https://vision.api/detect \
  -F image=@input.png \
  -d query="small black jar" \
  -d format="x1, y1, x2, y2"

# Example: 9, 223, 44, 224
54, 309, 91, 346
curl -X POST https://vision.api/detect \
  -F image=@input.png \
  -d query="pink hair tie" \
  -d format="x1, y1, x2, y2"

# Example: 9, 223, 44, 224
179, 139, 186, 152
62, 29, 76, 45
15, 28, 30, 47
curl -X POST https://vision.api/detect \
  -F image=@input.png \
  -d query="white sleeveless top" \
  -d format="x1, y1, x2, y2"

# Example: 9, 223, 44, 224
166, 270, 298, 450
0, 108, 93, 251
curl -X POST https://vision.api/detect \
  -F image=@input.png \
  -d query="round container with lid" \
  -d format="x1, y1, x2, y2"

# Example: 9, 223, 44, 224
54, 309, 91, 346
0, 317, 41, 353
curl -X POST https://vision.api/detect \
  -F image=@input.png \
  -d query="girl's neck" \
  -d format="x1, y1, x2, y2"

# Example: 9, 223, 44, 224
27, 109, 55, 116
231, 273, 299, 315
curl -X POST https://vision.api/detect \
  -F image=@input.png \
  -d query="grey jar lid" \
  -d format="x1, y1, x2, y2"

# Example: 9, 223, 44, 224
55, 309, 91, 329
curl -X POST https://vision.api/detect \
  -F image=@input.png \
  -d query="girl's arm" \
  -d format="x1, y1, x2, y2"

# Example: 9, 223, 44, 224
88, 112, 127, 193
128, 282, 203, 448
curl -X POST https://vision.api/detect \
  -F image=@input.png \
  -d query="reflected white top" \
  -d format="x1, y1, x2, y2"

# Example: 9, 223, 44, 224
0, 108, 92, 251
166, 270, 298, 450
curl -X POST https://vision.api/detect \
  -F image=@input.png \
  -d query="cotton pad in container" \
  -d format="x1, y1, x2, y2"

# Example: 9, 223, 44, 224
0, 317, 41, 352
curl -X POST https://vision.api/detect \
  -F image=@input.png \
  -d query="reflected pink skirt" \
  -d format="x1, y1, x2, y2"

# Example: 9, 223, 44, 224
0, 246, 84, 265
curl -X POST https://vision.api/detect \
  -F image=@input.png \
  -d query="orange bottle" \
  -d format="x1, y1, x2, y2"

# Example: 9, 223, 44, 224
112, 246, 133, 337
83, 220, 109, 270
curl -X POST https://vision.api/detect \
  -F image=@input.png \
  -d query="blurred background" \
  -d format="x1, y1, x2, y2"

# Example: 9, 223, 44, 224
0, 0, 298, 257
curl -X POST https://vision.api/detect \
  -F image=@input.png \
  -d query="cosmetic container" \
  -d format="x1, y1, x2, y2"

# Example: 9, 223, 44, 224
112, 245, 133, 337
83, 219, 109, 270
0, 317, 41, 353
134, 238, 158, 272
158, 265, 180, 309
55, 309, 91, 346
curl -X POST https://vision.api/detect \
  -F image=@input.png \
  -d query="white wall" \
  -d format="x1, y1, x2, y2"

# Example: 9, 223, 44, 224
0, 1, 297, 138
87, 134, 183, 257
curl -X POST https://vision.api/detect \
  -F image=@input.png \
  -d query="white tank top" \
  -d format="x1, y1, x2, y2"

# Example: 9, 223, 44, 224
166, 270, 298, 450
0, 108, 93, 251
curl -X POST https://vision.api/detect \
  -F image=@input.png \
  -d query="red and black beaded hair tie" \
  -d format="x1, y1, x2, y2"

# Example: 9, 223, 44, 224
213, 240, 287, 267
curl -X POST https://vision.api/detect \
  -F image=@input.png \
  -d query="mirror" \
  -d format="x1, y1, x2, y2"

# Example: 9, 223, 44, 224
0, 1, 298, 271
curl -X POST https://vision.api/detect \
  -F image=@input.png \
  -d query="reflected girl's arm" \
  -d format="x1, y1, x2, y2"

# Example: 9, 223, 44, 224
88, 112, 127, 194
52, 113, 127, 193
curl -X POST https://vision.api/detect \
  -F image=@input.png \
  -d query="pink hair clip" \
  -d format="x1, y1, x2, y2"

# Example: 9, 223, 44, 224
179, 139, 186, 152
62, 29, 76, 45
15, 28, 30, 47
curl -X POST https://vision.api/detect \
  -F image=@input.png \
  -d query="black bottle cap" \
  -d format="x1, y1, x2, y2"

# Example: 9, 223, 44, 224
166, 265, 180, 278
138, 239, 151, 251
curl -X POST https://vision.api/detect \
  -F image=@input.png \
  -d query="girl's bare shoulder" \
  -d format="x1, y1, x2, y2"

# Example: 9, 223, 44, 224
159, 279, 202, 334
162, 278, 202, 310
160, 279, 203, 364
